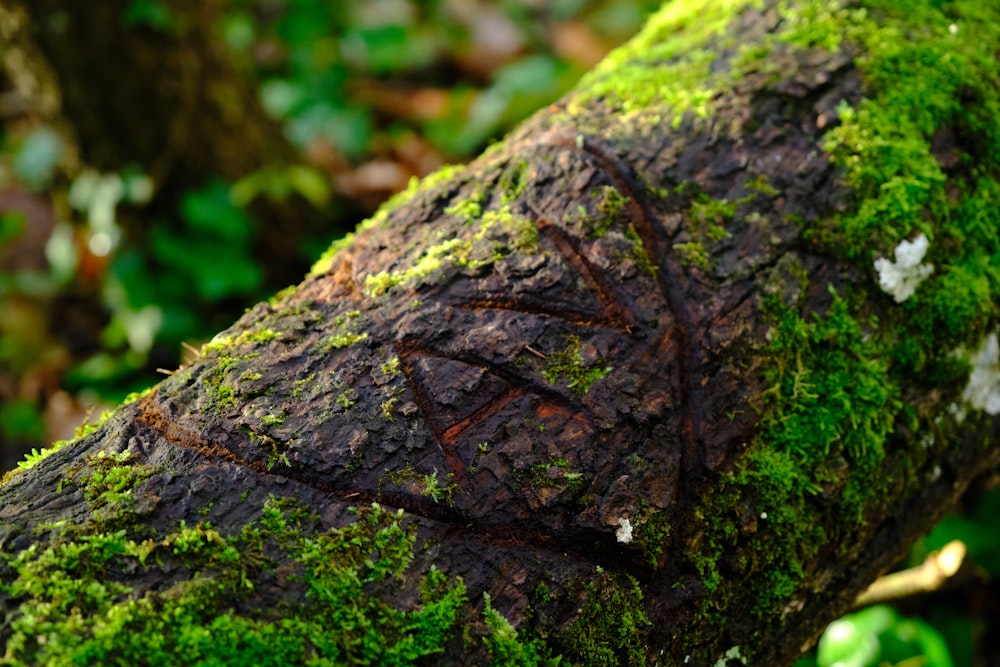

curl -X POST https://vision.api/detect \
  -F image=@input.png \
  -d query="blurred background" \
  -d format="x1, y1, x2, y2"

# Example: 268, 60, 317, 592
0, 1, 996, 665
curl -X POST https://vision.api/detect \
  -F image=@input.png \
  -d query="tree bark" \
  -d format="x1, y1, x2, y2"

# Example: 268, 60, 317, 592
2, 1, 999, 666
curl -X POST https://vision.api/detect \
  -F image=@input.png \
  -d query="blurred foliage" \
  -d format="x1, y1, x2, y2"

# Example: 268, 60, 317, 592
797, 605, 954, 667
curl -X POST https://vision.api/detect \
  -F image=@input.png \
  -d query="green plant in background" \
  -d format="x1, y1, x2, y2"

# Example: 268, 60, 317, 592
63, 179, 264, 399
797, 605, 953, 667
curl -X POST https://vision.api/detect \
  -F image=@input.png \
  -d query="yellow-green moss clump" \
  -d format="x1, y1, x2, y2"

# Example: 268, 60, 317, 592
363, 204, 538, 298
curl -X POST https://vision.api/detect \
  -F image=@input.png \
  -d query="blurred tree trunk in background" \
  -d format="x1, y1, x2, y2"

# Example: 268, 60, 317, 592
10, 0, 345, 288
1, 1, 999, 666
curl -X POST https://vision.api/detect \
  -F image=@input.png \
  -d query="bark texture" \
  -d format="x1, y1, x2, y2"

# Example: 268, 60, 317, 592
1, 1, 999, 666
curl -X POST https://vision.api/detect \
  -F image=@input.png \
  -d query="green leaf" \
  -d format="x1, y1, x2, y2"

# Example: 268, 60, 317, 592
122, 0, 173, 30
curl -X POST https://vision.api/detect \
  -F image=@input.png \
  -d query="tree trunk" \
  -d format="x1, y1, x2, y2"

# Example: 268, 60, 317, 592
2, 1, 999, 665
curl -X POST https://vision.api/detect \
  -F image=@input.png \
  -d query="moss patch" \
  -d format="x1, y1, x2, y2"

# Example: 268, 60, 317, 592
363, 204, 538, 298
575, 0, 761, 124
1, 497, 469, 666
542, 335, 611, 395
550, 570, 650, 667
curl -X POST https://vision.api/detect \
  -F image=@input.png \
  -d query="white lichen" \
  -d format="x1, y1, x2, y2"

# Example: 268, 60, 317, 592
961, 332, 1000, 415
615, 517, 633, 544
873, 233, 934, 303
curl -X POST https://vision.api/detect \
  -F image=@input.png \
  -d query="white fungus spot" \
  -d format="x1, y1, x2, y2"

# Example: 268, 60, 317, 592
760, 512, 768, 520
873, 233, 934, 303
962, 332, 1000, 415
616, 517, 633, 544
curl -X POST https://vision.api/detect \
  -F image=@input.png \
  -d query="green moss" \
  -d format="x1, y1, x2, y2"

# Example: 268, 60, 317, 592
380, 356, 401, 376
632, 509, 672, 568
336, 389, 356, 410
203, 327, 281, 354
799, 0, 1000, 401
515, 459, 586, 494
543, 335, 611, 395
380, 394, 399, 421
310, 164, 467, 277
309, 231, 355, 277
687, 287, 904, 616
381, 466, 457, 505
758, 290, 899, 465
267, 284, 298, 307
674, 241, 711, 269
587, 185, 629, 238
812, 2, 1000, 259
215, 384, 236, 410
445, 192, 484, 224
122, 385, 156, 405
482, 594, 559, 667
327, 332, 368, 349
1, 407, 124, 488
260, 413, 285, 427
324, 310, 368, 349
498, 160, 531, 205
364, 205, 538, 298
688, 192, 741, 243
552, 570, 649, 667
575, 0, 760, 124
78, 451, 155, 510
1, 498, 469, 666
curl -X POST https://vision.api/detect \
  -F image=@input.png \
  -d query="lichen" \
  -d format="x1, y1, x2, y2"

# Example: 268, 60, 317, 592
872, 233, 934, 303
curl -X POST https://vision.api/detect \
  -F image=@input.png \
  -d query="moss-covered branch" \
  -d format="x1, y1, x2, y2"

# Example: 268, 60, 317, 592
1, 1, 999, 665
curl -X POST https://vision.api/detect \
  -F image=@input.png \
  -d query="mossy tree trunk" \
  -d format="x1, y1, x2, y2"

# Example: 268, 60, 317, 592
1, 1, 999, 665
